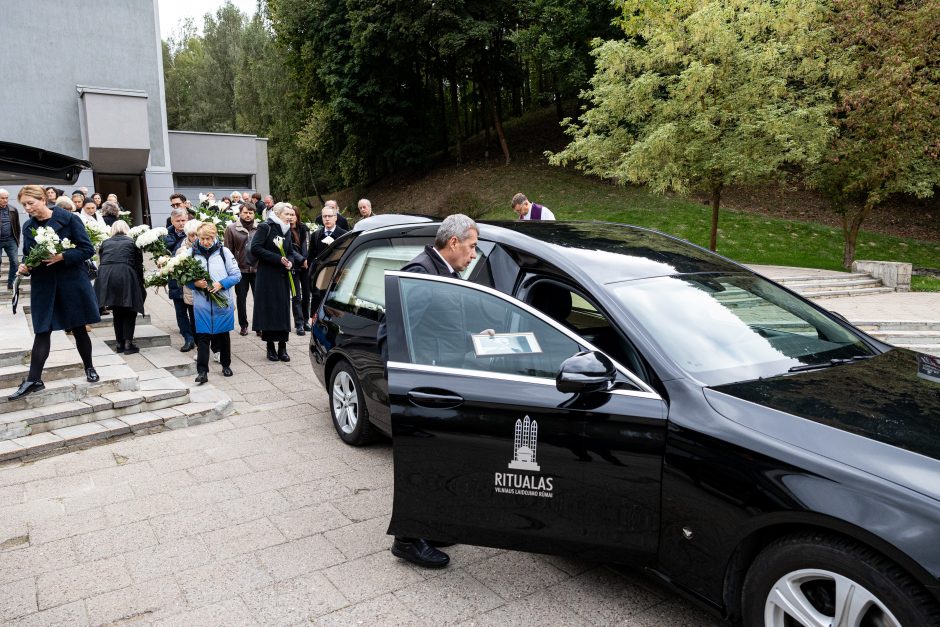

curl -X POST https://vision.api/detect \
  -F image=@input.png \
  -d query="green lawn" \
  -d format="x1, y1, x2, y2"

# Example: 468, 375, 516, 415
472, 165, 940, 277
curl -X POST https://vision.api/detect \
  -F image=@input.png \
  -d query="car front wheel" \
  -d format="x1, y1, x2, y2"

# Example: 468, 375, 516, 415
742, 533, 940, 627
329, 361, 375, 446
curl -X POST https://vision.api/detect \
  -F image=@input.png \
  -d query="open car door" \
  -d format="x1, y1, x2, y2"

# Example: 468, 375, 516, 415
384, 271, 668, 563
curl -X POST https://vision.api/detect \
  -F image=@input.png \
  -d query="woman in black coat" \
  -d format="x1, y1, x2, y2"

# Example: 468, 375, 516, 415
10, 185, 101, 401
95, 220, 145, 354
250, 202, 304, 362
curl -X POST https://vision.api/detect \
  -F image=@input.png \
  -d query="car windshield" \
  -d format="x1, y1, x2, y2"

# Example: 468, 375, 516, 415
609, 273, 878, 385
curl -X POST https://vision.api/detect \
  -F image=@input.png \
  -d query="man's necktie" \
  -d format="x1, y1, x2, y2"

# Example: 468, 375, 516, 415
324, 231, 331, 237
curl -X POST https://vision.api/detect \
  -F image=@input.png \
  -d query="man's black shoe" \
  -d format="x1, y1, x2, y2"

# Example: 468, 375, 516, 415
295, 327, 306, 336
114, 343, 125, 354
303, 322, 311, 332
180, 341, 195, 352
222, 366, 234, 377
391, 538, 450, 569
239, 326, 249, 336
195, 371, 208, 384
8, 379, 44, 401
124, 342, 140, 355
85, 368, 99, 383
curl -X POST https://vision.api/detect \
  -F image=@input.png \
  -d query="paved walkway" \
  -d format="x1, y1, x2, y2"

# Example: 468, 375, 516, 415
1, 286, 719, 626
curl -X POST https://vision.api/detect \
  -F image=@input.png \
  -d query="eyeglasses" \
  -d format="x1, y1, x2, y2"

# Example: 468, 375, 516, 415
170, 202, 183, 208
322, 214, 337, 219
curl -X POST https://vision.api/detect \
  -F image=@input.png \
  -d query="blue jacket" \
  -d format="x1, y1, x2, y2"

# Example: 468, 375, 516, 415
188, 243, 241, 334
22, 207, 100, 332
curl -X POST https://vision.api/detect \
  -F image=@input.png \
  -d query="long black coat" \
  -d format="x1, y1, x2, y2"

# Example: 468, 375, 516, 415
250, 219, 301, 332
23, 206, 100, 333
95, 235, 145, 313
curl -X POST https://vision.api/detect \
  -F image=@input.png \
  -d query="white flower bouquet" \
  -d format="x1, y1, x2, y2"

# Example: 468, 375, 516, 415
21, 226, 77, 272
273, 236, 297, 297
135, 226, 170, 260
128, 224, 150, 239
85, 221, 109, 248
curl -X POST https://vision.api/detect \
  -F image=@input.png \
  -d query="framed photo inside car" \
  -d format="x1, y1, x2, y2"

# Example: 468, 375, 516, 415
471, 332, 542, 356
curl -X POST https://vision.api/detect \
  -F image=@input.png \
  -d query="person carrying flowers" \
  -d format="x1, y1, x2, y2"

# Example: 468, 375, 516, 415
9, 185, 101, 400
188, 222, 241, 384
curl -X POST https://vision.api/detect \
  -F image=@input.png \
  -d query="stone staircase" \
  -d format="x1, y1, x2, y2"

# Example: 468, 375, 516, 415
0, 284, 232, 463
851, 321, 940, 357
774, 273, 895, 299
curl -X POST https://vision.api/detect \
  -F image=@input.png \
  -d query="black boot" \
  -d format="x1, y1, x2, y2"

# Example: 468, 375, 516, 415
194, 371, 208, 384
114, 339, 125, 354
266, 342, 279, 361
124, 341, 140, 355
278, 341, 290, 362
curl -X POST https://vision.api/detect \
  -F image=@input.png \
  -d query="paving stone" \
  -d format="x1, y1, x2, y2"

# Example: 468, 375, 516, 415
216, 489, 293, 523
0, 577, 39, 622
151, 597, 257, 627
394, 567, 506, 624
332, 486, 394, 522
470, 588, 590, 626
61, 481, 136, 514
35, 555, 131, 609
313, 592, 423, 626
123, 535, 213, 583
175, 555, 274, 607
2, 600, 88, 627
324, 516, 392, 561
256, 534, 346, 581
142, 388, 189, 403
621, 599, 724, 626
28, 507, 109, 544
270, 503, 351, 540
201, 517, 287, 561
70, 520, 158, 563
98, 417, 132, 436
546, 567, 664, 625
466, 552, 570, 601
243, 572, 348, 625
187, 458, 253, 483
104, 492, 180, 527
81, 395, 113, 412
278, 477, 353, 509
323, 551, 425, 604
84, 576, 186, 626
151, 407, 183, 419
0, 439, 25, 461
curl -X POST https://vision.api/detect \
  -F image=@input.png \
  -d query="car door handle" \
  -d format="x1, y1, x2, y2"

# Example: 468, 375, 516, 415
407, 389, 464, 408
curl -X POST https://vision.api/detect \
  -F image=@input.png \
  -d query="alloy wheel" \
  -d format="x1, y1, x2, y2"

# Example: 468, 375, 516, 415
764, 568, 901, 627
331, 369, 359, 434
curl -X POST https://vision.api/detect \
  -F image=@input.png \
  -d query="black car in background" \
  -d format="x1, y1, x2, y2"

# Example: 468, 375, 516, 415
309, 220, 940, 625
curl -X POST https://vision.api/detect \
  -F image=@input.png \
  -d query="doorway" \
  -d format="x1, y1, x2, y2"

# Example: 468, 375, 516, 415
93, 174, 147, 226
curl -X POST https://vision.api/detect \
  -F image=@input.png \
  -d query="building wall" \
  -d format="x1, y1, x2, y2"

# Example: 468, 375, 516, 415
0, 0, 167, 169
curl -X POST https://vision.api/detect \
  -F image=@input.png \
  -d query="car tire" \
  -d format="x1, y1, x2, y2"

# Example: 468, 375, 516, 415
742, 533, 940, 627
329, 361, 375, 446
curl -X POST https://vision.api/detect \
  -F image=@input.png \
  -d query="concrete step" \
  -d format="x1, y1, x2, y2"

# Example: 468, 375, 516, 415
775, 273, 872, 283
0, 378, 189, 440
866, 330, 940, 345
852, 320, 940, 332
0, 364, 138, 415
0, 387, 231, 462
139, 346, 197, 376
101, 325, 170, 350
786, 278, 884, 293
800, 286, 896, 299
91, 313, 152, 329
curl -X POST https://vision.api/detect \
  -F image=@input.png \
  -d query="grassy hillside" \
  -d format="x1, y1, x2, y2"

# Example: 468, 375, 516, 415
313, 107, 940, 288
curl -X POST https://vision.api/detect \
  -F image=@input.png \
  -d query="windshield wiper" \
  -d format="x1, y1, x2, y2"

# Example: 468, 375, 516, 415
788, 355, 874, 373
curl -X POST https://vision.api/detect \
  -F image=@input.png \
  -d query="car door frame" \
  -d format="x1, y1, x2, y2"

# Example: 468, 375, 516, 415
384, 271, 668, 562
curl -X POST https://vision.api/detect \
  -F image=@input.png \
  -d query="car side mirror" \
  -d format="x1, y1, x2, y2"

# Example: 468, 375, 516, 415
556, 351, 616, 394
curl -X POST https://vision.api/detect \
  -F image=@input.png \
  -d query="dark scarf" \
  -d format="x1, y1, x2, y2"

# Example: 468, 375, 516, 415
240, 218, 254, 230
195, 239, 221, 258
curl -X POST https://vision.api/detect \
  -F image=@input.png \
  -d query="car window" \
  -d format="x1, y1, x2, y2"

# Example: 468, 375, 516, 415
326, 238, 488, 321
610, 273, 876, 385
524, 280, 651, 382
313, 234, 357, 291
398, 277, 582, 379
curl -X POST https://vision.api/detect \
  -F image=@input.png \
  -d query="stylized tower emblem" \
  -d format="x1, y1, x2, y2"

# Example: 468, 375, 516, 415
508, 416, 540, 471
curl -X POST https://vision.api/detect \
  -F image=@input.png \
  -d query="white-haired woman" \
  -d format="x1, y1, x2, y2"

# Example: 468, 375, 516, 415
250, 202, 303, 362
94, 220, 145, 353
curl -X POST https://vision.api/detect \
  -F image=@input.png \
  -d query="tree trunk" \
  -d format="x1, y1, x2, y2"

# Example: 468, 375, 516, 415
449, 71, 462, 163
552, 72, 563, 120
841, 203, 874, 269
709, 184, 722, 251
437, 73, 449, 155
478, 77, 510, 165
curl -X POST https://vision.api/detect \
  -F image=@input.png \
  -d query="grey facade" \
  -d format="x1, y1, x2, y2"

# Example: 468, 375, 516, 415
0, 0, 268, 230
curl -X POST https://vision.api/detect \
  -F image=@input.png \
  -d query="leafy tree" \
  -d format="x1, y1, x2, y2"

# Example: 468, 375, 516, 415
809, 0, 940, 268
550, 0, 834, 251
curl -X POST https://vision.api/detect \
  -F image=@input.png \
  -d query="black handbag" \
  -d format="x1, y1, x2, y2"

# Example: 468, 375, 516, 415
85, 259, 98, 280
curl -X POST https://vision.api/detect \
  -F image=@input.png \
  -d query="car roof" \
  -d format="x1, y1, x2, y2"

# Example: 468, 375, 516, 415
364, 219, 745, 283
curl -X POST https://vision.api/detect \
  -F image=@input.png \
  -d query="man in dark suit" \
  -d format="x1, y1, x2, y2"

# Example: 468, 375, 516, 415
307, 205, 348, 319
388, 213, 479, 570
314, 200, 351, 231
0, 189, 22, 289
